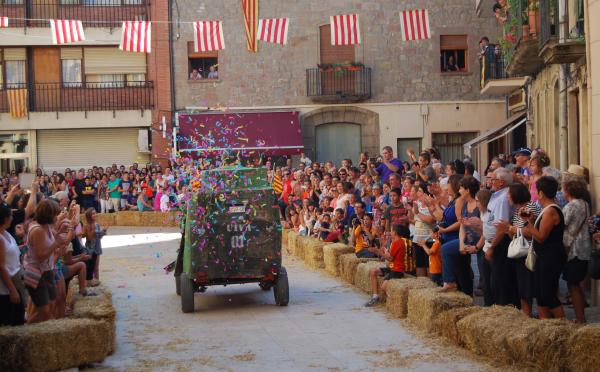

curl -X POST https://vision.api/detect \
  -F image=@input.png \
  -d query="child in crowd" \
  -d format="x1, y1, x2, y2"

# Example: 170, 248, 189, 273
83, 208, 108, 287
317, 213, 331, 240
418, 230, 442, 286
365, 225, 406, 306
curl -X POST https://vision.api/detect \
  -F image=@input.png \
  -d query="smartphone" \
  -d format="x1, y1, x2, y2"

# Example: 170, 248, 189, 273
18, 173, 35, 189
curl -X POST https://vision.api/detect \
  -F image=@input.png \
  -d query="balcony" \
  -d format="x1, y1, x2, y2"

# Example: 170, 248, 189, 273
0, 81, 154, 114
504, 0, 545, 76
306, 66, 372, 103
480, 49, 529, 96
539, 0, 586, 64
0, 0, 149, 28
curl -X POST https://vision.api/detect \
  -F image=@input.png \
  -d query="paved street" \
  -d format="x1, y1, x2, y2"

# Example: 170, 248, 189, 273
96, 227, 500, 371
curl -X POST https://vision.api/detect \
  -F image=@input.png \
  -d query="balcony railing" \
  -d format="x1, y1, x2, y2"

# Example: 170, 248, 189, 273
0, 81, 154, 113
0, 0, 149, 28
306, 66, 372, 102
480, 48, 508, 89
539, 0, 559, 48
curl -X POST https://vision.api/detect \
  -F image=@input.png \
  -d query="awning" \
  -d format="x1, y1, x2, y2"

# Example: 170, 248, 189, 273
463, 113, 526, 156
177, 111, 304, 157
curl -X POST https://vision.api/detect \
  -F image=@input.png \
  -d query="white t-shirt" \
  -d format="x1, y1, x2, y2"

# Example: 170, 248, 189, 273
0, 231, 21, 295
160, 194, 170, 212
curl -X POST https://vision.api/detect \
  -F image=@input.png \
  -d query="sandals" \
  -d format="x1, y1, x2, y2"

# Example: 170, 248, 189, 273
80, 289, 98, 297
438, 284, 458, 292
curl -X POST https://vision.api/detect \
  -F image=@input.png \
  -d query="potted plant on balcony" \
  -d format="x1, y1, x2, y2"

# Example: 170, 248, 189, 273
346, 62, 364, 72
528, 0, 539, 37
522, 8, 530, 41
318, 63, 333, 72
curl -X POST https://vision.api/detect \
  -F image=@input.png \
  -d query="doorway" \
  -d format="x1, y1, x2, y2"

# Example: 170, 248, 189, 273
316, 123, 361, 166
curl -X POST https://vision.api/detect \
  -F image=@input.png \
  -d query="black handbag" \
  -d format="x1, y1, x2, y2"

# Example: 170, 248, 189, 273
590, 250, 600, 280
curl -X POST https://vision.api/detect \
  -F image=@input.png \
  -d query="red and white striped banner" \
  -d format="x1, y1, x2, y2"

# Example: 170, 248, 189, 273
49, 19, 85, 45
120, 21, 151, 53
330, 14, 360, 46
193, 21, 225, 52
0, 17, 8, 28
399, 9, 431, 41
257, 18, 289, 45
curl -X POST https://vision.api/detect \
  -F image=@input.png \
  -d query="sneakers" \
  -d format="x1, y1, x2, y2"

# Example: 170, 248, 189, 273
364, 296, 380, 307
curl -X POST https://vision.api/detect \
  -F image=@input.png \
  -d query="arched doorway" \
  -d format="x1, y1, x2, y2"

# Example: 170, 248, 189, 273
315, 123, 361, 165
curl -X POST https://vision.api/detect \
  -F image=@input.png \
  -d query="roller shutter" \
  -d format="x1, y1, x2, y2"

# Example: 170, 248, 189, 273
37, 128, 149, 171
84, 47, 146, 74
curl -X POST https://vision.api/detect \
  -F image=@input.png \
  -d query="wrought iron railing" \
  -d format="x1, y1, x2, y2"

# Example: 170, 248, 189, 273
0, 0, 149, 28
0, 81, 154, 113
306, 66, 372, 101
539, 0, 559, 48
480, 48, 508, 88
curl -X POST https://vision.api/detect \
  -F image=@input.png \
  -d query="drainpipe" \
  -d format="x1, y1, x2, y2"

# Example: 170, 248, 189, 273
168, 0, 178, 152
558, 0, 569, 171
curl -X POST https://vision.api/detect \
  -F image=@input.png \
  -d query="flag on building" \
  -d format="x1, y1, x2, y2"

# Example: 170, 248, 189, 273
330, 14, 361, 46
7, 89, 28, 119
120, 21, 151, 53
399, 9, 431, 41
193, 21, 225, 52
0, 17, 8, 28
272, 174, 283, 195
257, 18, 289, 45
241, 0, 258, 52
49, 19, 85, 45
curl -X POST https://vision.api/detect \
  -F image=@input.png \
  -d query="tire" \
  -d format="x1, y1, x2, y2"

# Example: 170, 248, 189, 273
175, 275, 181, 296
273, 267, 289, 306
259, 282, 272, 291
180, 274, 195, 313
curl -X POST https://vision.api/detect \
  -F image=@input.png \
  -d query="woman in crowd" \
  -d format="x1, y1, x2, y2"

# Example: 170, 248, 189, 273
412, 183, 435, 277
25, 199, 71, 323
98, 174, 110, 214
0, 202, 26, 326
562, 179, 593, 323
522, 176, 567, 319
527, 153, 550, 202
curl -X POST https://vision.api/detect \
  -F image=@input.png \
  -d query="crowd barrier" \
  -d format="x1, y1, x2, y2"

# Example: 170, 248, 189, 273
0, 285, 116, 371
282, 229, 600, 372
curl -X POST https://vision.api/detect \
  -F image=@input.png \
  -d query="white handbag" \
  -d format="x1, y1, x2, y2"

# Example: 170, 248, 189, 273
507, 228, 531, 258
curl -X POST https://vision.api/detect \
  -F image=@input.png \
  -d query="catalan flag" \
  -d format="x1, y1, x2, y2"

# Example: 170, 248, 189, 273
272, 174, 283, 195
241, 0, 258, 52
7, 89, 28, 118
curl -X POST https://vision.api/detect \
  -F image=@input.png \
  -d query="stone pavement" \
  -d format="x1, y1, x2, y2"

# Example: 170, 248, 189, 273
96, 227, 504, 372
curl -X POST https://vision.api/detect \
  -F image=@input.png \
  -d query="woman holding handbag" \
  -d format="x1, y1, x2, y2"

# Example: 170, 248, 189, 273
562, 179, 592, 323
522, 176, 567, 320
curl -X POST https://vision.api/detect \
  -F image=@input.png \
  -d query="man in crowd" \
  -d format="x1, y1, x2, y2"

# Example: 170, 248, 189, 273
417, 151, 437, 183
371, 146, 402, 182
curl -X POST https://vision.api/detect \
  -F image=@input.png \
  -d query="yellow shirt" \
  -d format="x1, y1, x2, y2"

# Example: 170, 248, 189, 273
354, 225, 377, 254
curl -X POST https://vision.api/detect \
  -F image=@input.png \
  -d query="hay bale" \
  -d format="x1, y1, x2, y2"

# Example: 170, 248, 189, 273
115, 211, 141, 226
354, 261, 385, 294
304, 239, 327, 269
281, 228, 290, 247
140, 211, 178, 227
385, 277, 437, 318
457, 305, 577, 370
71, 286, 116, 354
91, 212, 116, 227
287, 231, 299, 256
0, 318, 113, 372
433, 306, 484, 345
295, 236, 313, 260
407, 287, 473, 332
338, 254, 378, 284
567, 324, 600, 372
323, 243, 354, 277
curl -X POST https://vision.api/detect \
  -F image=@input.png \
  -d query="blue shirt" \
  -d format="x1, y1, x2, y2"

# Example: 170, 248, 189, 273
484, 187, 513, 242
441, 199, 459, 242
376, 158, 402, 182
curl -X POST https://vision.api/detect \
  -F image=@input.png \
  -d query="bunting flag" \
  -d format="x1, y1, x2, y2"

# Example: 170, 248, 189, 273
119, 21, 151, 53
399, 9, 431, 41
257, 18, 289, 45
0, 17, 8, 28
330, 14, 361, 46
241, 0, 258, 52
7, 89, 28, 119
49, 19, 85, 45
193, 21, 225, 52
272, 174, 283, 195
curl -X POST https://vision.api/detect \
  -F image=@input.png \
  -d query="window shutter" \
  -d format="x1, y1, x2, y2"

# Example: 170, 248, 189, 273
319, 25, 355, 64
187, 42, 218, 58
4, 48, 26, 61
440, 35, 468, 50
61, 48, 83, 60
84, 47, 146, 74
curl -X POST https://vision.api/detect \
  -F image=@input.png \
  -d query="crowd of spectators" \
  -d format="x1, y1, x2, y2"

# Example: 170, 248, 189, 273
274, 146, 598, 323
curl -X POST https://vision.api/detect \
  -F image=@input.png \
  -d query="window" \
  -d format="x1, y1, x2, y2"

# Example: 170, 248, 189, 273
187, 42, 219, 80
319, 24, 355, 64
62, 59, 82, 87
82, 0, 120, 6
432, 132, 477, 163
5, 60, 26, 88
4, 0, 24, 4
440, 35, 468, 73
86, 74, 125, 88
126, 73, 146, 86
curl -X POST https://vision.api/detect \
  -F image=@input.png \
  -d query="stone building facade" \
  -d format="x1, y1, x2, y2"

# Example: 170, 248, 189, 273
169, 0, 505, 167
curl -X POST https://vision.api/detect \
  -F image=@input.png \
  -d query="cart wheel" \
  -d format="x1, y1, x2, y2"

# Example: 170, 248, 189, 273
175, 275, 181, 296
259, 282, 272, 291
273, 267, 289, 306
181, 274, 195, 313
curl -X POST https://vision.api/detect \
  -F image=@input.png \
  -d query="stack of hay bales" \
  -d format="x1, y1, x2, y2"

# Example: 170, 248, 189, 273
354, 261, 385, 294
407, 288, 472, 333
295, 236, 313, 260
140, 211, 178, 227
323, 243, 354, 276
385, 277, 437, 318
432, 306, 483, 345
566, 324, 600, 371
456, 306, 577, 371
92, 212, 116, 227
304, 239, 327, 269
71, 286, 117, 354
338, 254, 378, 284
287, 231, 299, 256
281, 228, 290, 247
0, 318, 113, 371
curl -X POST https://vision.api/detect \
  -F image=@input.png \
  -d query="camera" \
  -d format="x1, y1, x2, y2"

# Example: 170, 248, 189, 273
352, 218, 361, 226
432, 222, 447, 233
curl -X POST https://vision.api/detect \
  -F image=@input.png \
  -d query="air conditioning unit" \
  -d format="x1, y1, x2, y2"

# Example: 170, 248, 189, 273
138, 129, 150, 153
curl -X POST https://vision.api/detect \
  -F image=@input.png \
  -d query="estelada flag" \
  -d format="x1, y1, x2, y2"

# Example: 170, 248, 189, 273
241, 0, 258, 52
272, 174, 283, 195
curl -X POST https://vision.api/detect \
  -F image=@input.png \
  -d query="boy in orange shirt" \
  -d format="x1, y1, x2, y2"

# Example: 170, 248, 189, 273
418, 230, 442, 286
365, 225, 406, 307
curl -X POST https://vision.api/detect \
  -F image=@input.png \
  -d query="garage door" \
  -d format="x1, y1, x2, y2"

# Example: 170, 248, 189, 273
316, 123, 361, 165
37, 128, 150, 171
